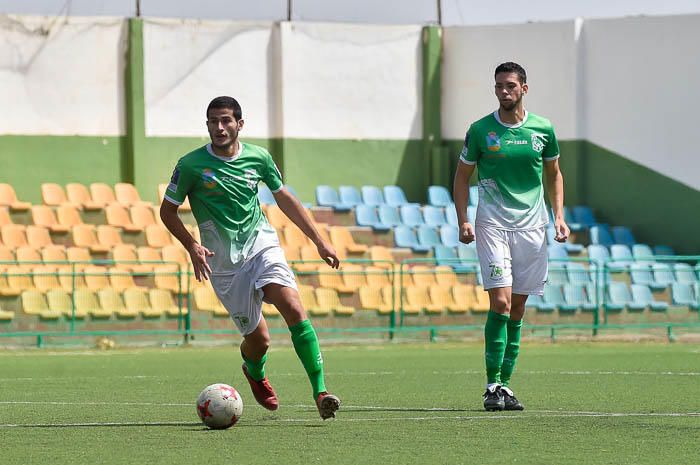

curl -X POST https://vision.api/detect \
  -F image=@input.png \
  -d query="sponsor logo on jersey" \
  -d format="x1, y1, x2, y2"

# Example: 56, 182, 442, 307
486, 132, 501, 152
202, 169, 217, 189
505, 139, 528, 145
531, 132, 547, 153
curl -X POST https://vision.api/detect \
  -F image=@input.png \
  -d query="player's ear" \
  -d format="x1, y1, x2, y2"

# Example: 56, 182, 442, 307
522, 83, 528, 94
237, 118, 244, 130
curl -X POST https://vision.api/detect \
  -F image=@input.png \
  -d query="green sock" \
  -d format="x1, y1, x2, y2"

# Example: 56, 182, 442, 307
500, 318, 523, 387
242, 352, 267, 382
289, 319, 326, 399
484, 311, 509, 384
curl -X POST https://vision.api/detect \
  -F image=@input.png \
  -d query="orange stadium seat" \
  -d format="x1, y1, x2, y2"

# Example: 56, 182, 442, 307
149, 288, 186, 318
193, 286, 228, 317
123, 287, 162, 318
0, 184, 31, 211
108, 266, 146, 292
96, 225, 125, 249
31, 205, 70, 233
130, 204, 158, 229
41, 183, 68, 207
329, 226, 368, 255
112, 244, 151, 273
0, 207, 13, 227
297, 284, 328, 317
27, 225, 53, 249
105, 204, 142, 232
66, 183, 103, 210
341, 263, 366, 292
359, 286, 393, 315
65, 246, 92, 268
317, 265, 355, 294
136, 246, 162, 270
84, 266, 110, 291
158, 183, 191, 211
368, 245, 394, 269
405, 286, 444, 315
115, 183, 150, 207
429, 286, 465, 314
391, 287, 421, 315
90, 183, 117, 207
145, 225, 173, 248
0, 246, 14, 269
74, 289, 112, 319
364, 265, 394, 289
15, 246, 41, 263
41, 245, 68, 266
434, 265, 459, 288
1, 224, 27, 249
265, 205, 292, 230
71, 225, 110, 253
154, 264, 190, 295
315, 287, 354, 316
56, 204, 84, 228
97, 288, 138, 319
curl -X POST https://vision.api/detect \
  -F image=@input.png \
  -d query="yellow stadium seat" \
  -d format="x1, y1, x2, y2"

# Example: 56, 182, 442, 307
56, 204, 83, 228
57, 267, 87, 292
41, 245, 68, 266
115, 183, 151, 207
387, 286, 420, 315
41, 183, 68, 207
66, 183, 103, 210
136, 246, 162, 271
130, 204, 157, 229
410, 265, 437, 288
262, 302, 279, 318
149, 288, 186, 318
368, 245, 394, 269
98, 287, 138, 319
154, 264, 190, 295
406, 286, 444, 315
1, 224, 27, 249
0, 245, 14, 270
473, 285, 490, 312
46, 289, 88, 319
123, 287, 162, 318
283, 225, 312, 249
105, 204, 142, 233
32, 265, 62, 292
0, 267, 22, 296
0, 302, 14, 321
96, 225, 124, 249
71, 225, 110, 253
364, 265, 394, 289
0, 207, 12, 227
112, 244, 150, 273
265, 205, 292, 230
145, 225, 173, 248
359, 287, 393, 315
108, 266, 147, 292
74, 289, 111, 319
341, 263, 366, 292
15, 246, 41, 263
434, 265, 459, 288
282, 244, 300, 262
317, 265, 356, 294
90, 183, 117, 207
84, 265, 110, 291
193, 286, 228, 317
7, 265, 34, 293
315, 287, 354, 316
21, 290, 61, 319
161, 244, 189, 268
290, 245, 321, 273
0, 184, 31, 211
298, 284, 328, 317
66, 246, 91, 269
329, 226, 368, 255
429, 286, 465, 314
158, 183, 191, 211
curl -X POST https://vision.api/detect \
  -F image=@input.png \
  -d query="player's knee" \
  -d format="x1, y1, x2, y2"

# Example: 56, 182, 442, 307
491, 296, 510, 314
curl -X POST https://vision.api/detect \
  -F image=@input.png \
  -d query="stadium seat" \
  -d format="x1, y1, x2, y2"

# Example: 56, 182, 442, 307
525, 294, 555, 313
361, 185, 385, 206
96, 225, 124, 249
72, 289, 111, 319
653, 245, 675, 256
66, 246, 92, 268
610, 244, 634, 270
438, 225, 459, 248
0, 246, 14, 268
377, 205, 402, 227
265, 205, 292, 229
394, 226, 429, 253
341, 263, 367, 293
31, 205, 70, 233
355, 205, 391, 232
97, 287, 138, 319
338, 186, 363, 208
154, 264, 190, 295
149, 288, 186, 318
543, 283, 578, 314
41, 183, 68, 207
445, 203, 458, 226
590, 225, 614, 248
295, 284, 327, 317
434, 265, 458, 288
137, 246, 162, 267
1, 224, 28, 249
631, 284, 668, 312
90, 183, 117, 207
359, 287, 393, 315
145, 225, 174, 248
606, 282, 645, 313
56, 204, 84, 228
423, 206, 446, 227
0, 184, 31, 211
115, 183, 150, 207
0, 266, 24, 296
612, 226, 636, 247
315, 287, 354, 316
547, 244, 568, 261
587, 245, 610, 266
571, 206, 598, 228
315, 185, 353, 212
192, 287, 227, 317
673, 263, 697, 284
410, 265, 437, 288
670, 283, 699, 310
26, 225, 53, 249
257, 183, 276, 206
399, 204, 424, 227
651, 263, 675, 289
416, 225, 441, 249
105, 204, 142, 232
0, 207, 12, 227
457, 244, 479, 271
16, 246, 41, 263
546, 226, 584, 254
84, 265, 109, 291
368, 246, 394, 269
158, 183, 191, 211
430, 285, 465, 314
365, 265, 393, 288
629, 263, 665, 291
427, 185, 452, 207
317, 265, 355, 294
66, 183, 103, 210
632, 244, 655, 264
562, 206, 583, 232
383, 185, 416, 208
72, 225, 110, 253
329, 226, 368, 254
161, 245, 189, 268
284, 226, 312, 250
0, 303, 13, 321
563, 283, 598, 313
32, 265, 62, 292
434, 245, 457, 268
46, 289, 87, 319
405, 286, 444, 315
123, 287, 162, 318
112, 244, 148, 273
130, 205, 158, 229
395, 288, 422, 315
109, 267, 146, 292
548, 261, 569, 285
469, 185, 479, 206
21, 290, 61, 320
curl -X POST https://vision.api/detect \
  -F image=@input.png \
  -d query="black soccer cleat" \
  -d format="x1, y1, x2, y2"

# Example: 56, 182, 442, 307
482, 385, 505, 411
501, 387, 524, 411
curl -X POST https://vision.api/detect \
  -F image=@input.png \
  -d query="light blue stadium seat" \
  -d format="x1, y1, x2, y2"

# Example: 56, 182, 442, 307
631, 284, 668, 312
445, 203, 458, 226
435, 245, 474, 273
469, 185, 479, 206
547, 244, 568, 261
653, 245, 675, 256
467, 206, 477, 225
651, 263, 675, 289
416, 225, 441, 249
590, 225, 614, 248
361, 185, 385, 207
399, 204, 424, 227
527, 294, 555, 313
355, 205, 391, 232
285, 185, 312, 208
610, 244, 633, 271
393, 226, 431, 253
563, 206, 583, 232
606, 282, 645, 313
632, 244, 655, 264
423, 206, 446, 227
547, 261, 569, 285
563, 283, 598, 313
457, 243, 479, 272
543, 283, 578, 314
547, 226, 584, 254
629, 263, 664, 292
427, 185, 452, 207
673, 263, 697, 284
338, 186, 362, 207
671, 283, 699, 310
315, 185, 353, 211
384, 185, 417, 208
587, 245, 609, 265
572, 206, 598, 228
612, 226, 636, 247
439, 225, 460, 248
377, 205, 402, 227
566, 262, 594, 285
258, 184, 276, 205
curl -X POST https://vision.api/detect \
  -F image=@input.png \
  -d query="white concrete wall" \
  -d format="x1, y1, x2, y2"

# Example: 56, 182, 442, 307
279, 22, 423, 139
143, 19, 277, 138
580, 14, 700, 190
441, 21, 577, 140
0, 15, 126, 136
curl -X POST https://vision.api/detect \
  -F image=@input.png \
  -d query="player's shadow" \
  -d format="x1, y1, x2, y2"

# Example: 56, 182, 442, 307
342, 407, 478, 413
14, 422, 203, 428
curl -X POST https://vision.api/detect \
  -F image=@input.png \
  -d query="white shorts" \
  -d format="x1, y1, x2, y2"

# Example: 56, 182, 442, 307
210, 246, 297, 336
475, 225, 548, 295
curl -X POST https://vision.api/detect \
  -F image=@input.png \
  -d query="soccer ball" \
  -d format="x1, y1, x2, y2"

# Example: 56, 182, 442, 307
196, 383, 243, 429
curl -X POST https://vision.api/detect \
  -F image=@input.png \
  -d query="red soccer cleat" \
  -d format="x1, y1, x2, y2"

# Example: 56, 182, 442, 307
241, 364, 279, 411
316, 392, 341, 420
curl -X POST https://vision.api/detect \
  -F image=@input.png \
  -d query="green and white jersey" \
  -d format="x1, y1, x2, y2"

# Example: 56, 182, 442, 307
460, 111, 560, 230
165, 142, 283, 274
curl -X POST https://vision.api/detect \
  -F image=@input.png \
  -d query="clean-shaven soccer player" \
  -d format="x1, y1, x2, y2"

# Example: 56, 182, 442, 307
160, 96, 341, 420
453, 62, 570, 411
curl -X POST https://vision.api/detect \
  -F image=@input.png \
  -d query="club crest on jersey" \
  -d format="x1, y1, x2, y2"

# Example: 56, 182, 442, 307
486, 132, 501, 152
202, 169, 217, 189
531, 133, 546, 153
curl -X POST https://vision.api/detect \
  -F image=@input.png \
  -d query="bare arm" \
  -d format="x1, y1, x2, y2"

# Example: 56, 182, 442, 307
543, 158, 569, 242
453, 161, 476, 244
159, 200, 213, 280
273, 187, 339, 269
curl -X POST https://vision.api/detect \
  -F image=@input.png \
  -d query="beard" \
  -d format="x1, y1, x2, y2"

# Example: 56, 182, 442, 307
210, 130, 238, 149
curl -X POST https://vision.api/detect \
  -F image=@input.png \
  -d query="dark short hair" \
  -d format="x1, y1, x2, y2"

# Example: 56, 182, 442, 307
495, 62, 527, 84
206, 96, 242, 120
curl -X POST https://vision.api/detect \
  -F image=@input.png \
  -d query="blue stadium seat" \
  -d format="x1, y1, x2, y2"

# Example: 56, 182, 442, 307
355, 205, 391, 232
606, 282, 645, 313
547, 226, 584, 254
399, 204, 424, 227
631, 284, 668, 312
423, 206, 446, 227
416, 225, 441, 249
338, 186, 362, 207
653, 245, 675, 256
439, 225, 460, 248
673, 263, 697, 284
393, 226, 431, 253
361, 185, 385, 207
469, 185, 479, 206
427, 185, 452, 207
527, 294, 555, 313
383, 185, 417, 208
587, 245, 610, 266
258, 184, 276, 205
457, 244, 479, 272
610, 244, 634, 271
572, 206, 598, 228
563, 283, 598, 313
547, 244, 568, 261
435, 245, 474, 273
566, 262, 594, 285
543, 283, 578, 314
563, 206, 583, 232
377, 205, 402, 227
612, 226, 636, 247
315, 185, 353, 212
467, 206, 477, 225
630, 263, 667, 292
651, 263, 675, 289
445, 203, 458, 226
590, 225, 614, 248
547, 261, 569, 285
632, 244, 655, 264
671, 283, 699, 310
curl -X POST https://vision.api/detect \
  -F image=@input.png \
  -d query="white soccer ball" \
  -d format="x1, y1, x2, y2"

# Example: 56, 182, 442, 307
196, 383, 243, 429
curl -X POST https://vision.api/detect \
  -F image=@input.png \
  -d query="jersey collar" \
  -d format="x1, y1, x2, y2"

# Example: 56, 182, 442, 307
206, 140, 243, 162
493, 110, 528, 129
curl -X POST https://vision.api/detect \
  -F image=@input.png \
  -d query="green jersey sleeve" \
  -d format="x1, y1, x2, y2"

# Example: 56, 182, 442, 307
542, 125, 560, 161
261, 150, 283, 192
459, 125, 479, 165
164, 159, 196, 205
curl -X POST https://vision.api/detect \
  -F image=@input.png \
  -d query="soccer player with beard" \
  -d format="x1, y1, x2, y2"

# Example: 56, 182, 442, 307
453, 62, 570, 411
160, 96, 341, 419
